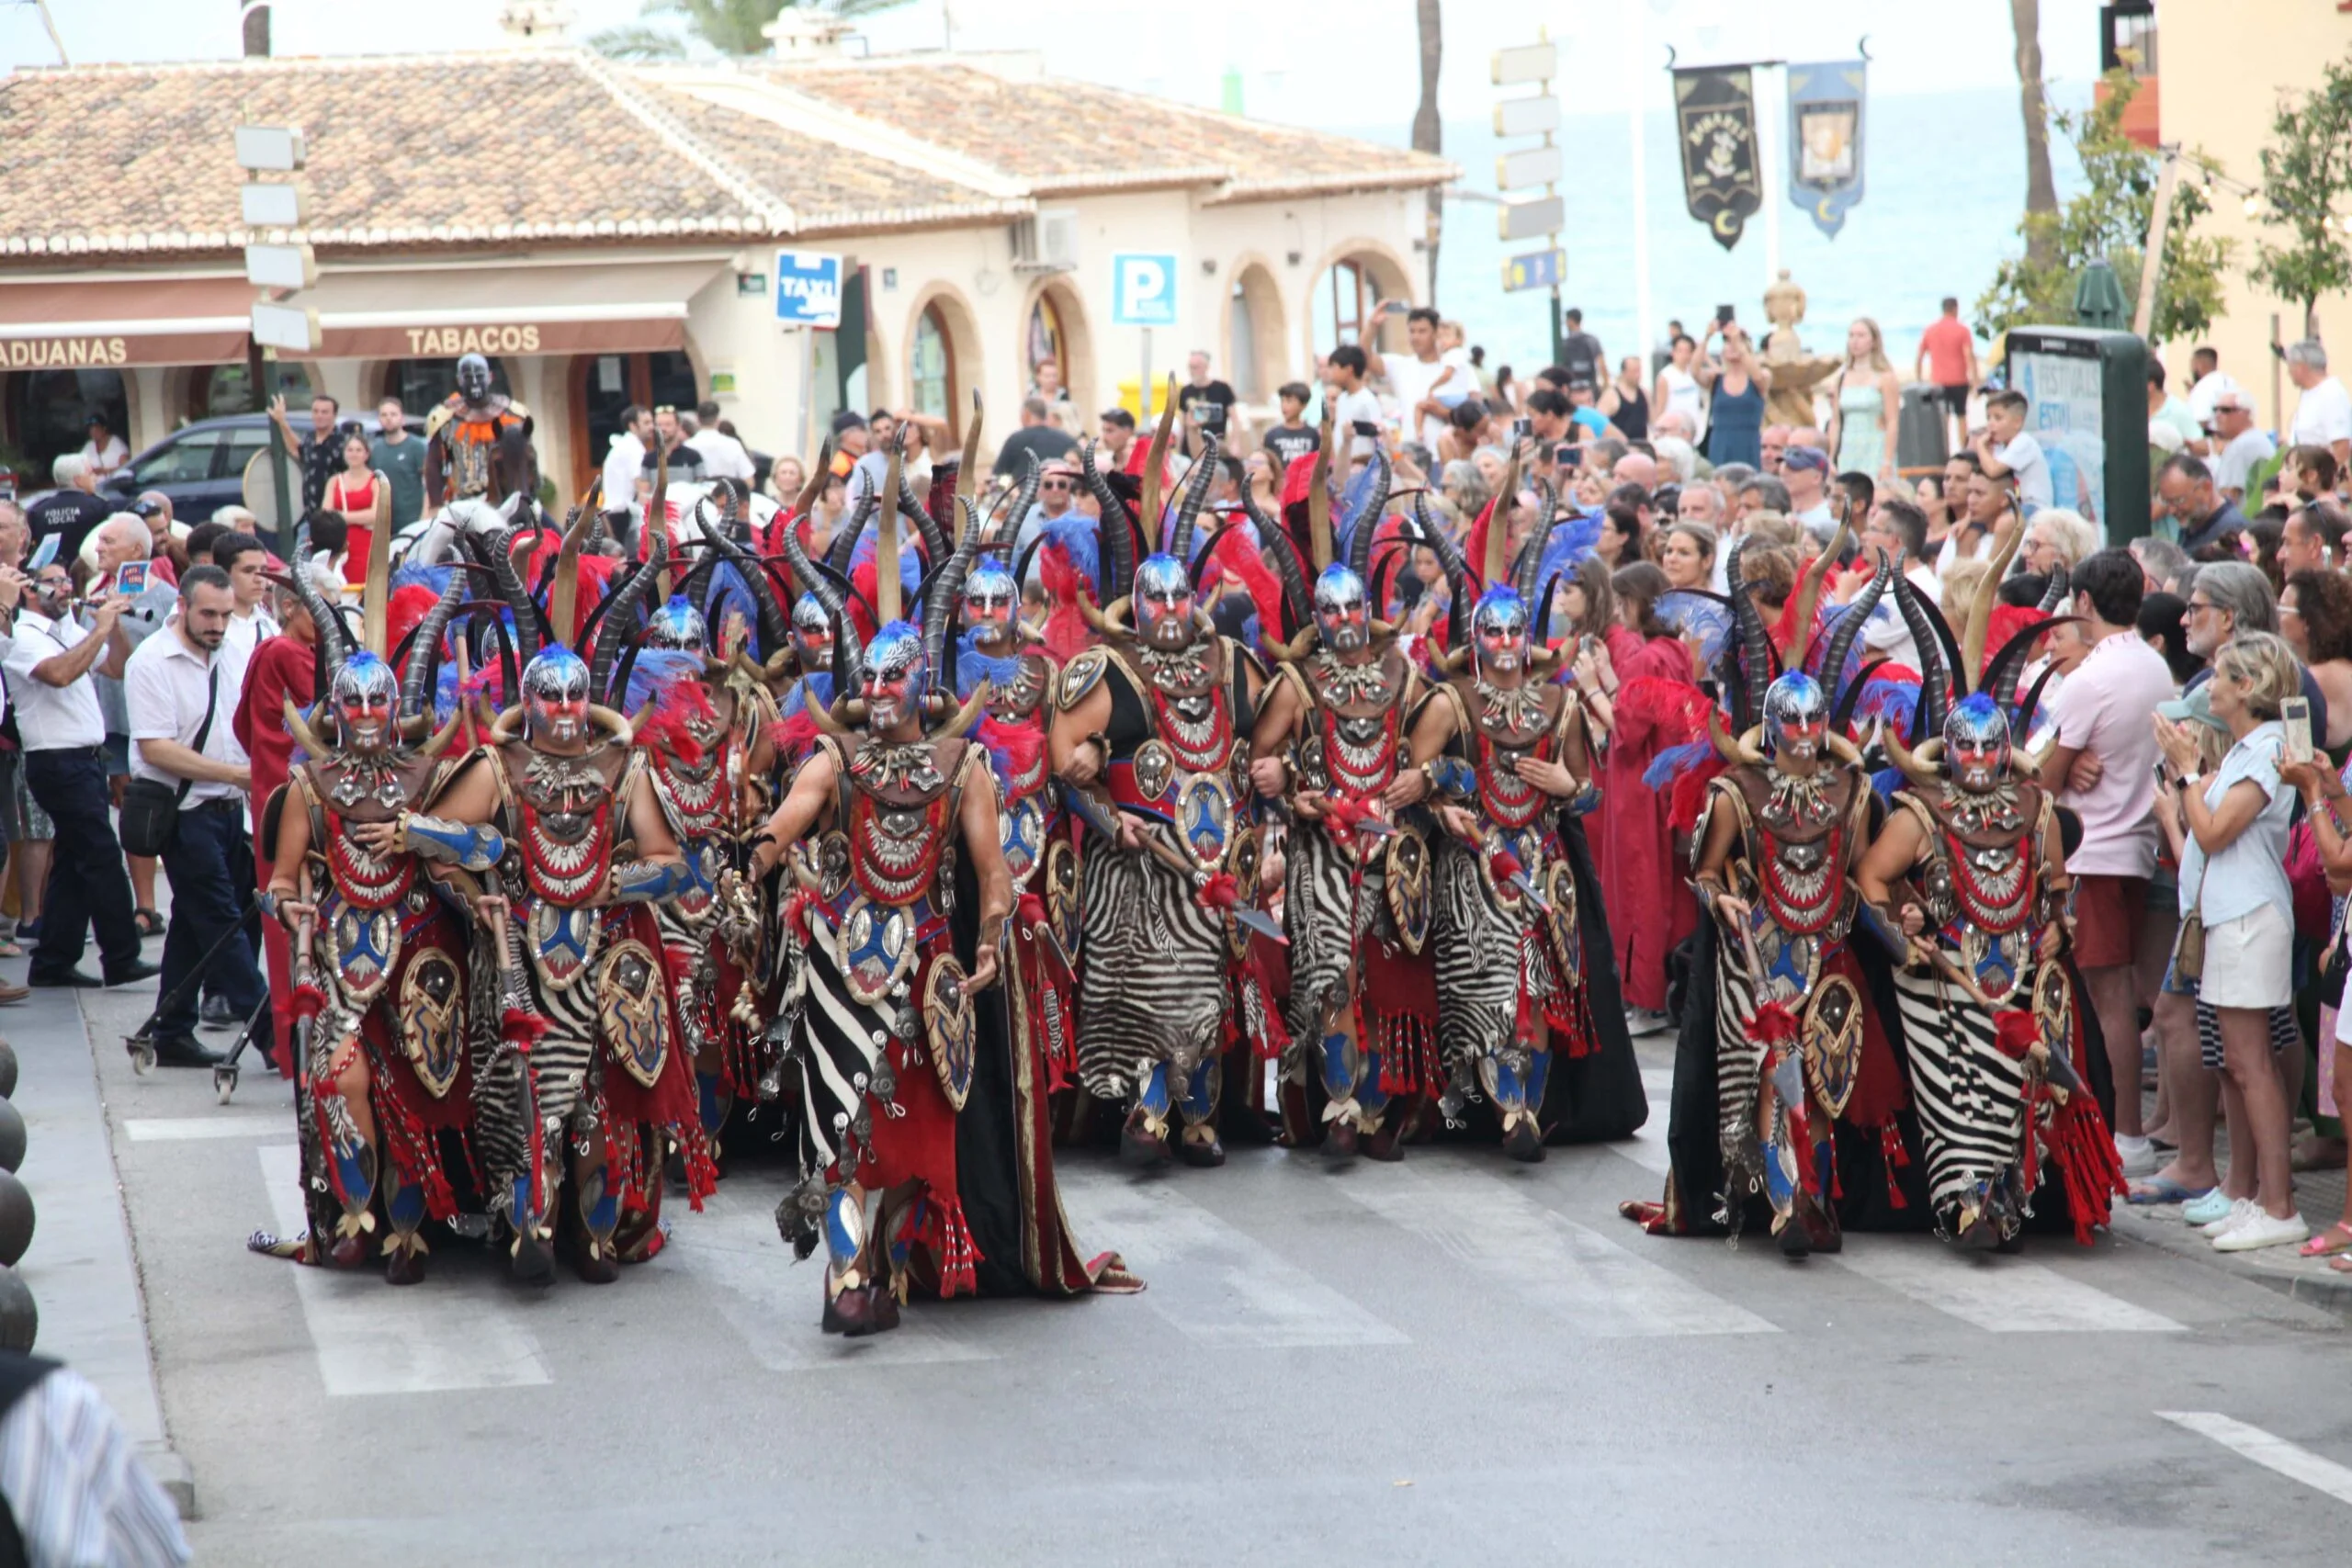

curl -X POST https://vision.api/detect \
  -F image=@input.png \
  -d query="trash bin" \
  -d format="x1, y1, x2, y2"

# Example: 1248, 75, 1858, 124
1896, 383, 1949, 472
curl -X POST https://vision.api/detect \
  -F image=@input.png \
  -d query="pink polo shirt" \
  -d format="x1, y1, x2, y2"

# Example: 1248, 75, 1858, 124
2047, 629, 2178, 877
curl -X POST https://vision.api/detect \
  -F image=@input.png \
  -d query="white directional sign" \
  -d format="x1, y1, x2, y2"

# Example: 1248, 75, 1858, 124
232, 125, 306, 172
1497, 145, 1564, 192
250, 300, 320, 354
243, 243, 316, 291
1112, 253, 1179, 326
240, 183, 307, 229
1494, 96, 1560, 138
1498, 195, 1566, 243
1491, 42, 1558, 86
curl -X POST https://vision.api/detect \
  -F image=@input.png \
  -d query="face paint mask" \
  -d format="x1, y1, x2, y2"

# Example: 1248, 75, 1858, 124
861, 620, 926, 729
962, 563, 1017, 642
1762, 671, 1828, 762
331, 650, 400, 754
1471, 587, 1530, 676
522, 649, 591, 746
1314, 563, 1371, 653
1133, 555, 1195, 650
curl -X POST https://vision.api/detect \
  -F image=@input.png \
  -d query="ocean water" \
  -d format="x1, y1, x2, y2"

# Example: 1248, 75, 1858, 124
1336, 81, 2092, 375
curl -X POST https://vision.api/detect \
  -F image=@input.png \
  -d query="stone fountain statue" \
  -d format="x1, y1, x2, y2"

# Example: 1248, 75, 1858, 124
1758, 270, 1841, 430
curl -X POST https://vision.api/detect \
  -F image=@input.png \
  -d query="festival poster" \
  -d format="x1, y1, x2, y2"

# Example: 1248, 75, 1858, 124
1672, 66, 1761, 252
1787, 59, 1867, 239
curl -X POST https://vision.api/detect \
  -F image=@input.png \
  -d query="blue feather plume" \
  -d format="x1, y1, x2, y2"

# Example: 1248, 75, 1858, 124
1643, 739, 1715, 792
954, 628, 1025, 703
1036, 511, 1099, 592
624, 649, 703, 715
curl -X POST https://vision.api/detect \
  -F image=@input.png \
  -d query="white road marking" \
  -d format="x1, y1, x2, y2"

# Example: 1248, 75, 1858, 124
256, 1145, 552, 1396
1337, 1161, 1776, 1337
127, 1114, 291, 1142
660, 1187, 992, 1371
1834, 1239, 2185, 1332
2159, 1412, 2352, 1506
1057, 1165, 1408, 1348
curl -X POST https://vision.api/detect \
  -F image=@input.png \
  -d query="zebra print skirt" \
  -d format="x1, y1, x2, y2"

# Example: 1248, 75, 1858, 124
1708, 937, 1771, 1213
1890, 967, 2030, 1218
1075, 843, 1230, 1106
1283, 826, 1380, 1043
1430, 836, 1544, 1093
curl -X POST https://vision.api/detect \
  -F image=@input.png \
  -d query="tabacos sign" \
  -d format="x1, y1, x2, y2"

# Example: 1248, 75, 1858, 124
402, 324, 543, 355
3, 336, 130, 368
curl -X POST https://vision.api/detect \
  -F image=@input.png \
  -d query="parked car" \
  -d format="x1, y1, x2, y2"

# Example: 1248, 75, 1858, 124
99, 412, 387, 543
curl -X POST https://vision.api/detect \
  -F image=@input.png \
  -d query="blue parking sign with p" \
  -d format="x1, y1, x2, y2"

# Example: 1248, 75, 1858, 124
1112, 253, 1178, 326
775, 250, 842, 329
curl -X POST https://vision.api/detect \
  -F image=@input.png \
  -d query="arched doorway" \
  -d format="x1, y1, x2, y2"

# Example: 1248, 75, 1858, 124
1226, 261, 1286, 405
1021, 279, 1092, 416
2, 367, 128, 487
905, 288, 981, 444
1309, 247, 1414, 355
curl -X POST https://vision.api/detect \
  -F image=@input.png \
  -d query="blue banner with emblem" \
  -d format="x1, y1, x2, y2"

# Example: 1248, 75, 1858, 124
1672, 65, 1761, 252
1787, 59, 1867, 239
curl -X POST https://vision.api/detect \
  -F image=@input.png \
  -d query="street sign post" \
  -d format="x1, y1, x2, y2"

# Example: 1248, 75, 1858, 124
236, 122, 308, 536
1112, 252, 1178, 418
1492, 33, 1566, 365
1503, 249, 1566, 293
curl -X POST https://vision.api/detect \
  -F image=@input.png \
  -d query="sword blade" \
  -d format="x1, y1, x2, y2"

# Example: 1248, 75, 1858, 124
1231, 904, 1288, 946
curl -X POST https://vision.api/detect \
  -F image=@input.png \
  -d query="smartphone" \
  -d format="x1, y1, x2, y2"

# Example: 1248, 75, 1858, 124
114, 559, 149, 597
1715, 303, 1736, 326
2283, 695, 2314, 764
1377, 298, 1410, 314
1556, 443, 1584, 469
1510, 417, 1532, 445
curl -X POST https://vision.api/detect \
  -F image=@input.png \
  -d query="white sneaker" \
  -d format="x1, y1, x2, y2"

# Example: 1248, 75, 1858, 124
2115, 1134, 2159, 1179
2198, 1198, 2259, 1236
2212, 1210, 2311, 1253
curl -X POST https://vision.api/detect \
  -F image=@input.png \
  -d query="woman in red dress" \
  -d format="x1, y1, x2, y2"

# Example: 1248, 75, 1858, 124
232, 580, 319, 1073
1596, 561, 1703, 1022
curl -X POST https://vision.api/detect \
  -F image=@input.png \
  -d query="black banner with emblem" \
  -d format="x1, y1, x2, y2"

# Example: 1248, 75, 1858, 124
1672, 65, 1762, 252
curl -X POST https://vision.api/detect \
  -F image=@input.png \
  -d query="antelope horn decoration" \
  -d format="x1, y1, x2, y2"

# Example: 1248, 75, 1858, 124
876, 439, 905, 627
1168, 429, 1219, 566
1138, 374, 1179, 550
548, 502, 594, 654
1080, 436, 1133, 602
396, 565, 468, 738
1481, 443, 1522, 592
1958, 518, 2027, 694
1785, 514, 1849, 672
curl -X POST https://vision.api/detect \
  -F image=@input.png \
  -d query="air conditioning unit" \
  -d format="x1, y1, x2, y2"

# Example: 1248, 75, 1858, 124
1011, 209, 1078, 275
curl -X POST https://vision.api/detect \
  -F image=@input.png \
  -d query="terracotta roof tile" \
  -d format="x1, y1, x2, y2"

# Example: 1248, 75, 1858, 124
0, 53, 767, 257
763, 60, 1454, 198
657, 91, 1021, 234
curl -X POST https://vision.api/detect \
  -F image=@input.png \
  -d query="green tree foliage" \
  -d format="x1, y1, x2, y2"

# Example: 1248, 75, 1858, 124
2248, 53, 2352, 339
1974, 71, 2232, 345
591, 0, 908, 62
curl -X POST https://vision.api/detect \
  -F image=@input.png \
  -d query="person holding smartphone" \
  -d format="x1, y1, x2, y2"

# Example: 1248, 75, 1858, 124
1695, 319, 1770, 469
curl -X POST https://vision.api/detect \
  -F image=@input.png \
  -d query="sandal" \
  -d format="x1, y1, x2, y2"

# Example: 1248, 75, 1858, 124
133, 908, 162, 939
0, 942, 22, 959
2332, 1253, 2352, 1275
2300, 1222, 2352, 1258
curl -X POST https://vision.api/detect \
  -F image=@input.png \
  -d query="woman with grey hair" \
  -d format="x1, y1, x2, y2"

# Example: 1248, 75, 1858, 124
2131, 535, 2190, 595
2154, 631, 2309, 1253
1440, 459, 1490, 528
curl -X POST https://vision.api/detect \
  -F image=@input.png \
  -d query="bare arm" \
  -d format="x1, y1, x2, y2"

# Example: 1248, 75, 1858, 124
622, 768, 684, 870
1879, 370, 1902, 465
28, 603, 122, 687
1248, 673, 1301, 797
750, 748, 837, 878
957, 763, 1012, 993
1855, 807, 1925, 915
137, 738, 248, 789
1048, 679, 1114, 784
2181, 776, 2272, 855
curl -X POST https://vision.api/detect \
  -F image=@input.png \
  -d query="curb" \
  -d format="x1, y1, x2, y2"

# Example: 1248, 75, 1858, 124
2111, 1204, 2352, 1318
14, 980, 195, 1518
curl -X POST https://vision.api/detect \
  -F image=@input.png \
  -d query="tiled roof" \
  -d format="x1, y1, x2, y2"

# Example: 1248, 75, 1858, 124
0, 49, 1447, 260
656, 91, 1023, 235
763, 59, 1456, 200
0, 52, 773, 258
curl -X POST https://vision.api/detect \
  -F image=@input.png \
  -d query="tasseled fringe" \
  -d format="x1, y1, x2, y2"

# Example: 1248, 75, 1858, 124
895, 1190, 982, 1300
291, 982, 328, 1022
501, 1008, 549, 1050
1374, 1013, 1442, 1096
1225, 959, 1289, 1062
368, 1064, 460, 1220
1880, 1122, 1910, 1210
2045, 1088, 2127, 1246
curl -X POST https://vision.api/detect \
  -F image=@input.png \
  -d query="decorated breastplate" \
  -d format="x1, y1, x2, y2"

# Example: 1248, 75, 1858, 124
650, 715, 735, 922
820, 739, 958, 1009
1114, 642, 1243, 874
1916, 785, 2038, 1001
1731, 767, 1856, 999
508, 745, 624, 991
1299, 650, 1407, 801
1464, 679, 1561, 909
436, 411, 503, 500
985, 649, 1057, 726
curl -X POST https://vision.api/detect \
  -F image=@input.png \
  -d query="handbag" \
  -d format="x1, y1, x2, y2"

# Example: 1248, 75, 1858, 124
2174, 862, 2211, 985
119, 662, 220, 859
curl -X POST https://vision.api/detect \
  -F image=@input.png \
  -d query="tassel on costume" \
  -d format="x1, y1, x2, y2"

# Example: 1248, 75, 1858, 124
291, 983, 328, 1023
1993, 1009, 2041, 1059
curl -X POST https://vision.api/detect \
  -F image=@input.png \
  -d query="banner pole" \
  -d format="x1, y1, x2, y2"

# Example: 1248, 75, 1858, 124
1629, 6, 1653, 373
1757, 63, 1781, 290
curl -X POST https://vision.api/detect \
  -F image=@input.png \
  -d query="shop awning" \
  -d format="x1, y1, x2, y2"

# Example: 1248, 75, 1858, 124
0, 257, 728, 368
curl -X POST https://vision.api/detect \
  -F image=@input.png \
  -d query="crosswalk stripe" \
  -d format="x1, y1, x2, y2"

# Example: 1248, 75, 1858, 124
1616, 1070, 1676, 1175
1057, 1164, 1409, 1348
1335, 1159, 1778, 1337
1833, 1238, 2186, 1332
659, 1186, 992, 1371
255, 1145, 553, 1395
127, 1114, 292, 1143
2158, 1412, 2352, 1506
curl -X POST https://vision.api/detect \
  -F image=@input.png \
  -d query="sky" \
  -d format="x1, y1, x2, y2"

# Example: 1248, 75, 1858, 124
1, 0, 2109, 119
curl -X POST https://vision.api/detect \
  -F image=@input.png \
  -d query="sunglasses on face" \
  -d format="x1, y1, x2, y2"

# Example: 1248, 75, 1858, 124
1040, 479, 1072, 491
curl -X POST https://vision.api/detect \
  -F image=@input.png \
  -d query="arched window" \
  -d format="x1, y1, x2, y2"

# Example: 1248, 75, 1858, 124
910, 305, 953, 426
1026, 294, 1064, 388
1315, 258, 1369, 349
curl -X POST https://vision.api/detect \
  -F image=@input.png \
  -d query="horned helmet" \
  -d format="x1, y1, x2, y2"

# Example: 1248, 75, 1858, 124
1131, 553, 1196, 650
1943, 692, 2013, 793
641, 592, 707, 654
1312, 562, 1371, 653
961, 556, 1019, 646
521, 645, 592, 747
329, 649, 400, 755
1470, 583, 1532, 676
860, 620, 926, 730
1761, 670, 1828, 763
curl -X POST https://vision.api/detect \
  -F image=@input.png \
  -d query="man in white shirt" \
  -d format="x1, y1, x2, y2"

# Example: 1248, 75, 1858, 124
601, 404, 652, 534
685, 400, 756, 482
125, 566, 258, 1066
1782, 446, 1835, 526
2207, 390, 2277, 503
1363, 304, 1452, 450
1857, 497, 1942, 671
1973, 389, 2053, 512
206, 530, 277, 718
1323, 345, 1385, 468
2183, 345, 2243, 434
1, 561, 152, 990
2286, 338, 2352, 469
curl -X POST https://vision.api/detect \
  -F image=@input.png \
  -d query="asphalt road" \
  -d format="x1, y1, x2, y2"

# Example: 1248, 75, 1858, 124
63, 977, 2352, 1567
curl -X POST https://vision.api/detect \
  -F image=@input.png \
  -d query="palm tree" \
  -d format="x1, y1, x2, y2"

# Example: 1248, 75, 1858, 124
593, 0, 909, 62
2011, 0, 2059, 268
1413, 0, 1443, 302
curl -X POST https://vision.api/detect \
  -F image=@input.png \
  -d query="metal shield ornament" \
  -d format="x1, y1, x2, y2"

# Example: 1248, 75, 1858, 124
836, 897, 916, 1006
1674, 65, 1762, 251
1175, 773, 1234, 869
924, 955, 977, 1112
2031, 961, 2070, 1064
1542, 858, 1581, 986
398, 946, 466, 1100
1802, 973, 1864, 1119
598, 939, 671, 1089
1043, 837, 1082, 957
527, 902, 600, 991
999, 792, 1045, 887
1787, 59, 1866, 239
1227, 827, 1261, 959
328, 897, 401, 1005
1131, 739, 1176, 808
1384, 827, 1431, 955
